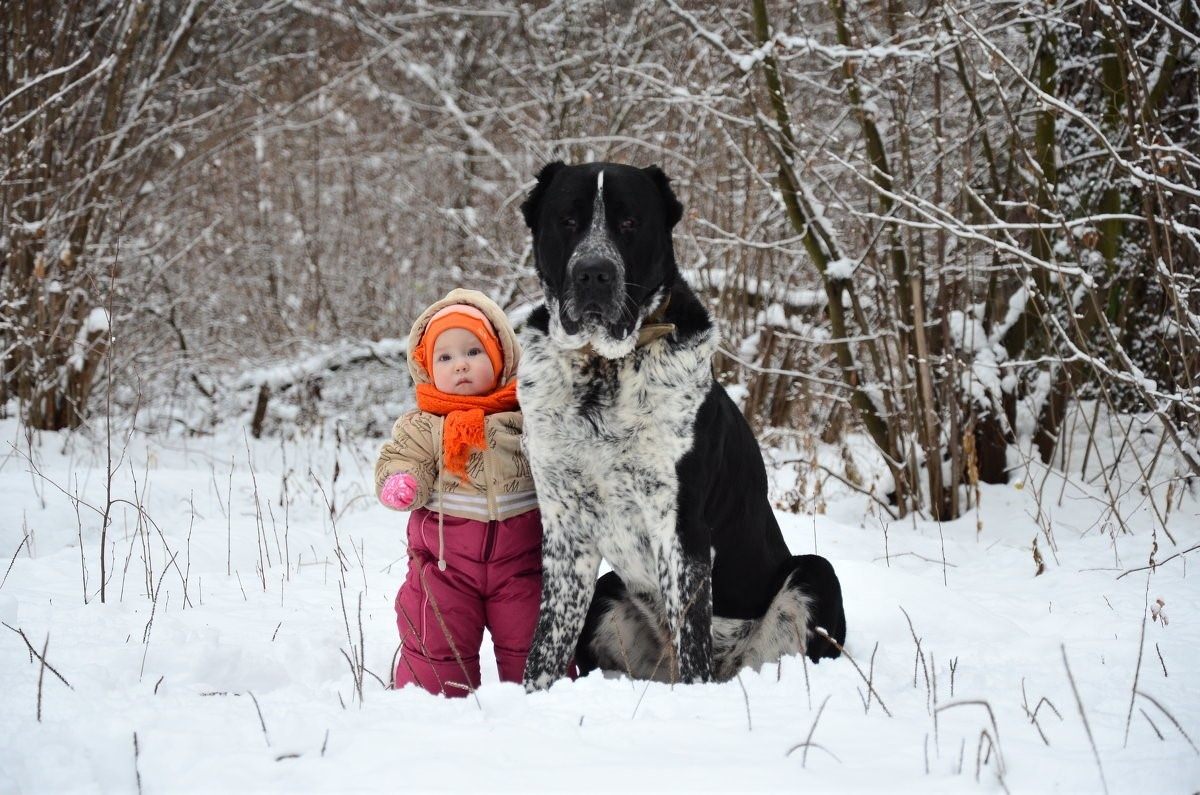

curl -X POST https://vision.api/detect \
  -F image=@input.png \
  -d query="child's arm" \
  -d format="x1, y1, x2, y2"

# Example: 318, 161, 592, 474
374, 412, 438, 511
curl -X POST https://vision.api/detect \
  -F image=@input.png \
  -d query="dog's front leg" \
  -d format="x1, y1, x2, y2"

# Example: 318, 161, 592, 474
523, 538, 601, 692
676, 555, 713, 683
658, 543, 713, 684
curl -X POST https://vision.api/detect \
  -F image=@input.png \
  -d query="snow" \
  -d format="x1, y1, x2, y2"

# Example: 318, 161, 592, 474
84, 307, 111, 335
65, 309, 111, 372
1, 413, 1198, 792
825, 258, 858, 281
683, 267, 836, 312
762, 303, 787, 328
738, 330, 761, 360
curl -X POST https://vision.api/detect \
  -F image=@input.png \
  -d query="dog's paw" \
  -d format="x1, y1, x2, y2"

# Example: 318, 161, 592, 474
522, 672, 556, 693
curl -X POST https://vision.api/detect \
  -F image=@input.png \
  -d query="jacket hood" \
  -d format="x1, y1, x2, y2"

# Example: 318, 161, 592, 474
407, 288, 521, 387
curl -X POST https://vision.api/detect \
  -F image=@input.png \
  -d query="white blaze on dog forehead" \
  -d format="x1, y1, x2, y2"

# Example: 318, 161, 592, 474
589, 170, 606, 231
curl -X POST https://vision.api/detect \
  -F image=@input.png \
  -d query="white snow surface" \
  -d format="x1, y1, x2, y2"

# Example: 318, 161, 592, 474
1, 415, 1198, 793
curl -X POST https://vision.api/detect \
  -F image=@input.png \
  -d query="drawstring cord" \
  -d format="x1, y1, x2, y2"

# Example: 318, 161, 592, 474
436, 446, 447, 571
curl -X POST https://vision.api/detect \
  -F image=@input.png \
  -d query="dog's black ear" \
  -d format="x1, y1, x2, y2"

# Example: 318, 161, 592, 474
521, 161, 566, 232
644, 165, 684, 230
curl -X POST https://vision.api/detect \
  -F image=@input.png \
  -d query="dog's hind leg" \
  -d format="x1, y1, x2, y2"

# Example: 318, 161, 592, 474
708, 555, 845, 678
576, 572, 673, 681
784, 554, 846, 662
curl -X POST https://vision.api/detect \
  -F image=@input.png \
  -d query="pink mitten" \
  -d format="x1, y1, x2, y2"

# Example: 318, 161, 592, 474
380, 473, 418, 509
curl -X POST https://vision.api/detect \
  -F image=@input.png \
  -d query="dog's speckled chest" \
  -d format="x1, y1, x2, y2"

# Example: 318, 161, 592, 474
518, 326, 716, 590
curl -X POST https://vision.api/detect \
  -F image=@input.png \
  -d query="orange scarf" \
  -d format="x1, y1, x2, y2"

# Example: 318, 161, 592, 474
415, 380, 519, 478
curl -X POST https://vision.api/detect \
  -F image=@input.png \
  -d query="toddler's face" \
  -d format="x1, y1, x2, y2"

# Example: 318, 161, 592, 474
430, 327, 497, 396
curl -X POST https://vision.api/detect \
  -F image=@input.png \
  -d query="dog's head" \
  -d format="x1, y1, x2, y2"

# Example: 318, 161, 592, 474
521, 161, 683, 358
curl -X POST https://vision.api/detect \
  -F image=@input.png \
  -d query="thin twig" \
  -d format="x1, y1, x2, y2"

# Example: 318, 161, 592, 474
3, 622, 72, 688
418, 564, 481, 708
36, 634, 49, 722
248, 690, 270, 747
133, 733, 143, 795
1116, 543, 1200, 579
787, 694, 832, 768
813, 626, 892, 717
1140, 707, 1165, 739
1137, 689, 1199, 754
735, 673, 752, 731
1, 530, 30, 590
1123, 572, 1151, 746
1061, 645, 1108, 793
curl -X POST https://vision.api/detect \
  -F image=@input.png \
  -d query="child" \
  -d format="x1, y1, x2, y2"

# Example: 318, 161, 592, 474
376, 288, 542, 697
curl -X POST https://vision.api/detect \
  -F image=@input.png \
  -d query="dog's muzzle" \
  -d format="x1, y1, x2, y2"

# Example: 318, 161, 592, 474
571, 256, 619, 320
558, 250, 628, 339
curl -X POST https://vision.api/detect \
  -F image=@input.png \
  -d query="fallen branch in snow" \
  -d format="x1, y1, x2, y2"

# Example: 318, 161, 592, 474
813, 626, 892, 717
235, 338, 407, 438
235, 338, 407, 393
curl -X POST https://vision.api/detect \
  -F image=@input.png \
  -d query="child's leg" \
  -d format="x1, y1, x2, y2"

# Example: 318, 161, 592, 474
484, 510, 544, 684
394, 511, 486, 697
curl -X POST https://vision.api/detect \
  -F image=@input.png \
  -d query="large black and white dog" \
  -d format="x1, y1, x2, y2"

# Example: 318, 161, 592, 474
517, 161, 846, 690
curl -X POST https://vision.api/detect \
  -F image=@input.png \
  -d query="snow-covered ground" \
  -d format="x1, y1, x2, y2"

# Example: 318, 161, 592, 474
1, 410, 1197, 793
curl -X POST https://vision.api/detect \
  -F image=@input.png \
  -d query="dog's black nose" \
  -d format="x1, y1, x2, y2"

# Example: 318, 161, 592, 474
572, 257, 618, 310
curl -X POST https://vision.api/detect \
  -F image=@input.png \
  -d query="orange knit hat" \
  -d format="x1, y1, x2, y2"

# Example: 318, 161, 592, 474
415, 304, 505, 388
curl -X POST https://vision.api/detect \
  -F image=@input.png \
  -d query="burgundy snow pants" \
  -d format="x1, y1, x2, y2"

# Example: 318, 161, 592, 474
394, 507, 543, 697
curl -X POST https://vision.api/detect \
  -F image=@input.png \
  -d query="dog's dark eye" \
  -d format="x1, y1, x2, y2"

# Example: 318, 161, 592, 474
619, 217, 638, 233
561, 217, 578, 231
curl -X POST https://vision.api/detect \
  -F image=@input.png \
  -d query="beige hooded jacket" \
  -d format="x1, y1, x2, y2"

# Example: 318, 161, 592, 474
374, 288, 537, 522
